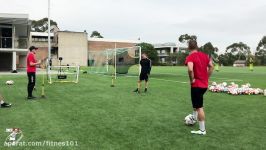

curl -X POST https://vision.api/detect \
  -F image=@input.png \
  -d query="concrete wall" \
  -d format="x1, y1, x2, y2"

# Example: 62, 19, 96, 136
35, 48, 48, 60
18, 54, 26, 68
29, 33, 59, 66
28, 33, 137, 67
58, 32, 88, 66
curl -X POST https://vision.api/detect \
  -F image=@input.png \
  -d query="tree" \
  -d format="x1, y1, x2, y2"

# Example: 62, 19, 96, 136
137, 42, 158, 65
90, 31, 104, 38
247, 54, 255, 65
176, 50, 189, 65
218, 52, 238, 66
31, 18, 58, 32
166, 53, 179, 65
255, 36, 266, 65
199, 42, 219, 59
178, 34, 197, 43
226, 42, 251, 60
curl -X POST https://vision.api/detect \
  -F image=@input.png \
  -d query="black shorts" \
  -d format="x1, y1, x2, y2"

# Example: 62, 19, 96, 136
139, 73, 149, 81
191, 87, 207, 109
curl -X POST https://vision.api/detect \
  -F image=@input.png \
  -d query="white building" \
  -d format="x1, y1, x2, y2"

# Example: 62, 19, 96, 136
0, 13, 141, 71
0, 13, 30, 72
154, 43, 187, 64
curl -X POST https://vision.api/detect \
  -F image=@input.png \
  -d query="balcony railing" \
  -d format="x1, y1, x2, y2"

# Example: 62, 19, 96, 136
0, 37, 29, 49
158, 53, 169, 57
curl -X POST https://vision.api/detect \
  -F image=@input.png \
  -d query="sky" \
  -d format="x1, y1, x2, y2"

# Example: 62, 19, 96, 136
2, 0, 266, 53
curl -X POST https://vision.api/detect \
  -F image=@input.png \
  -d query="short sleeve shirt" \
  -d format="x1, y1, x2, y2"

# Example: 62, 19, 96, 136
27, 52, 37, 73
185, 51, 210, 88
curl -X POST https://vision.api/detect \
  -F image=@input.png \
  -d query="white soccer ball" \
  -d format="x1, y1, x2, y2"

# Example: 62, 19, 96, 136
222, 82, 227, 87
184, 114, 196, 126
246, 83, 251, 88
254, 88, 260, 95
264, 89, 266, 96
6, 80, 14, 85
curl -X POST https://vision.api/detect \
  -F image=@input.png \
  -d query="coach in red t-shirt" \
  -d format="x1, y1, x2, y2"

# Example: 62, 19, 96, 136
185, 40, 214, 135
27, 46, 41, 99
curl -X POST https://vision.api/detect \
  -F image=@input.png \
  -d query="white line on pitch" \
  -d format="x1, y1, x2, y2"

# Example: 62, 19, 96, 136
125, 75, 243, 84
150, 78, 188, 84
153, 73, 242, 81
123, 75, 188, 84
100, 74, 243, 84
210, 79, 243, 82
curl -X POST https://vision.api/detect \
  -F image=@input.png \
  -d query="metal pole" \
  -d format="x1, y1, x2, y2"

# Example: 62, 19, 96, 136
114, 43, 117, 79
47, 0, 51, 80
12, 25, 17, 73
139, 46, 141, 75
48, 0, 51, 66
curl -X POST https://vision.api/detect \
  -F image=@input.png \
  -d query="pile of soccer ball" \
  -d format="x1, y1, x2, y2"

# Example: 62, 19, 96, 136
209, 82, 228, 93
5, 80, 14, 85
209, 82, 264, 95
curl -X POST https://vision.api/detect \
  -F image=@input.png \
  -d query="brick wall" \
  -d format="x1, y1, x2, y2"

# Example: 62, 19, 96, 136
88, 41, 136, 51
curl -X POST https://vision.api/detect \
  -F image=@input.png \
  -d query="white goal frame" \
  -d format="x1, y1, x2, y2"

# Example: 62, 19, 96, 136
88, 46, 141, 78
47, 65, 80, 84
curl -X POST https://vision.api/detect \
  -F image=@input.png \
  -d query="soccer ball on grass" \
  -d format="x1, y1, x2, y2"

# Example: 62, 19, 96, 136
184, 114, 196, 126
6, 80, 14, 85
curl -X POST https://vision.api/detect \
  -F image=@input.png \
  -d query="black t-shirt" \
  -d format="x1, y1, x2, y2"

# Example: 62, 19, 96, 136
140, 58, 152, 74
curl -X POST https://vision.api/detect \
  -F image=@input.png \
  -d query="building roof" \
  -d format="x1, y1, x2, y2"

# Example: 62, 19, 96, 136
234, 60, 246, 64
0, 13, 29, 24
154, 42, 187, 49
154, 42, 176, 47
31, 32, 54, 37
58, 30, 87, 34
154, 45, 177, 49
88, 38, 141, 44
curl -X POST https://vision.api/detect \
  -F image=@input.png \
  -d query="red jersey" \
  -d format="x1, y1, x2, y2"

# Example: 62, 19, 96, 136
27, 52, 37, 73
185, 51, 210, 88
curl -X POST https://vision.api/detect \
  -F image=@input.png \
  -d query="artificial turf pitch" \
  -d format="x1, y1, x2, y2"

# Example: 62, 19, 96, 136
0, 66, 266, 150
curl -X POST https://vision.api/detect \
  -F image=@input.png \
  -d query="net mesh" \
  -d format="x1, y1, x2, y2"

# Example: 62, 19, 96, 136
88, 46, 140, 75
48, 65, 80, 84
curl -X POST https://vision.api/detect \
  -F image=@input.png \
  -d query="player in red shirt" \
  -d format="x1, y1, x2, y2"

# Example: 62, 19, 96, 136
185, 40, 214, 135
27, 46, 41, 99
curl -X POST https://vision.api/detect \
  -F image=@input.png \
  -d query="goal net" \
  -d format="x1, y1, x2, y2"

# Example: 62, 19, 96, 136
88, 46, 141, 77
47, 65, 80, 84
88, 50, 113, 74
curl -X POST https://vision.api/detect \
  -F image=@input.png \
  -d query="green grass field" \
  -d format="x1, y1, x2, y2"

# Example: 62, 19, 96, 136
0, 66, 266, 150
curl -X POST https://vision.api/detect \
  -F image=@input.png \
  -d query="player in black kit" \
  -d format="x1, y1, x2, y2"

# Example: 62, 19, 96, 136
134, 53, 152, 93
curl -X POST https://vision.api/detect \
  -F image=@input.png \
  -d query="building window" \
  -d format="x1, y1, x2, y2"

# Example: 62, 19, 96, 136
51, 47, 58, 55
1, 28, 12, 48
32, 36, 53, 42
